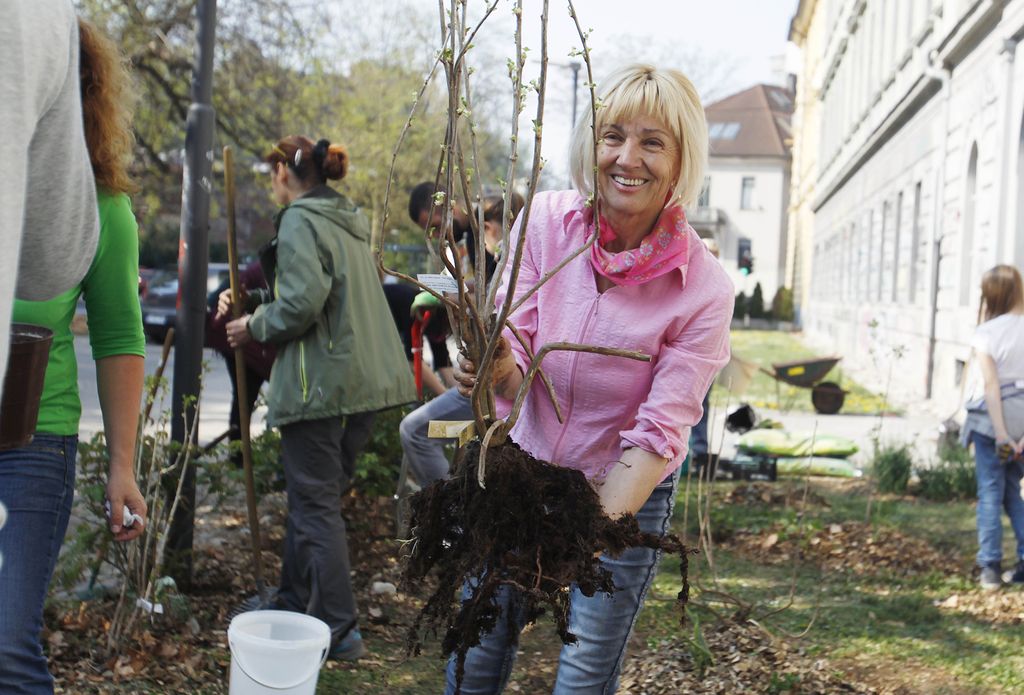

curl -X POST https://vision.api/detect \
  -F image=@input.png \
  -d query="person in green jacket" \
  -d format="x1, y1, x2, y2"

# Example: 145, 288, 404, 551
1, 19, 147, 693
220, 135, 415, 661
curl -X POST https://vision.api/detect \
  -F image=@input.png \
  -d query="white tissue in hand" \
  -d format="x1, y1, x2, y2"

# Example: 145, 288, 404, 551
104, 500, 142, 528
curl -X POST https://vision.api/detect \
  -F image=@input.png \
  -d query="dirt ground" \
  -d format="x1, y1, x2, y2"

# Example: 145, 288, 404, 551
44, 481, 1021, 694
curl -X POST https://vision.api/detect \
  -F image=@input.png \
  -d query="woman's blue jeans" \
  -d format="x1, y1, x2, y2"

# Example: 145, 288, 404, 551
444, 470, 679, 695
0, 434, 78, 695
973, 432, 1024, 568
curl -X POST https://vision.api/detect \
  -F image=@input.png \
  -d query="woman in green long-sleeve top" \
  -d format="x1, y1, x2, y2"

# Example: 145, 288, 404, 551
0, 19, 147, 693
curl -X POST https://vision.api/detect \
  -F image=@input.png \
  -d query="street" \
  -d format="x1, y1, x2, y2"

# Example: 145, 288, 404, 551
76, 334, 267, 446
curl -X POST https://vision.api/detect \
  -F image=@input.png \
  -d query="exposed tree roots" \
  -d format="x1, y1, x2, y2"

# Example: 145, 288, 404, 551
401, 440, 693, 691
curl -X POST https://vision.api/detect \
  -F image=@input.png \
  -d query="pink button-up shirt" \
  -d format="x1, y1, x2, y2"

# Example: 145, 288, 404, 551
496, 190, 733, 483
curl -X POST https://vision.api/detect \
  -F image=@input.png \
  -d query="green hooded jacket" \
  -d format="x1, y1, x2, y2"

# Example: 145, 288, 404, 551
247, 186, 415, 426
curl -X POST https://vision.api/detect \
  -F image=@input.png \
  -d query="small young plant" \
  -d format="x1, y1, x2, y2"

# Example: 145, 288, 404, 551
872, 441, 914, 494
51, 360, 205, 658
916, 442, 975, 501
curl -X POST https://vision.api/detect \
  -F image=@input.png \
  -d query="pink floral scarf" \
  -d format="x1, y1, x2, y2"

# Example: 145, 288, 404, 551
586, 203, 691, 286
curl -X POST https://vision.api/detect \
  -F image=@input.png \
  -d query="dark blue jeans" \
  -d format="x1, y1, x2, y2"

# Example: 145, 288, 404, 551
0, 434, 78, 695
444, 470, 679, 694
973, 432, 1024, 568
690, 387, 712, 457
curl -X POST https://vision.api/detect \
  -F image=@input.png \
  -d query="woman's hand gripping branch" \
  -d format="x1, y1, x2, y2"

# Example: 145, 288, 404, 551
453, 336, 523, 401
217, 287, 253, 348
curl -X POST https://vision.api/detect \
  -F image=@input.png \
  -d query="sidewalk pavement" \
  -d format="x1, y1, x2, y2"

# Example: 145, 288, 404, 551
706, 402, 944, 472
76, 335, 266, 447
76, 335, 947, 471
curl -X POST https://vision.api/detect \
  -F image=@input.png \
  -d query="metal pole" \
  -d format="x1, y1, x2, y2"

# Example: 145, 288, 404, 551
168, 0, 217, 589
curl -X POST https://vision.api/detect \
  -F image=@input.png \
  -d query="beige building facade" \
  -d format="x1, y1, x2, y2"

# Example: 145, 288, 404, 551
787, 0, 1024, 409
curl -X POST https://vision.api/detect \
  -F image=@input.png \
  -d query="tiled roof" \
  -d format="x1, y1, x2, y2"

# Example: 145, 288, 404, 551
705, 84, 794, 158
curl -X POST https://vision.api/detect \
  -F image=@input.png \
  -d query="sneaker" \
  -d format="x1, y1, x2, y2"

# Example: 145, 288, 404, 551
329, 628, 366, 661
1002, 560, 1024, 585
227, 589, 279, 619
979, 564, 1003, 591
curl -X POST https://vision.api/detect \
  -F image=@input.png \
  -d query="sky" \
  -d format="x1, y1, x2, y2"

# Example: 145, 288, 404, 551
323, 0, 801, 186
478, 0, 802, 184
520, 0, 800, 97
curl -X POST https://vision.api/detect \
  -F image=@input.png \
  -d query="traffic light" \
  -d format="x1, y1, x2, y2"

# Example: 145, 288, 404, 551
737, 238, 754, 276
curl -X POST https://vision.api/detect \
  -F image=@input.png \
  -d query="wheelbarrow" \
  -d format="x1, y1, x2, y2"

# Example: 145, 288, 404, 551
716, 353, 847, 414
761, 356, 846, 414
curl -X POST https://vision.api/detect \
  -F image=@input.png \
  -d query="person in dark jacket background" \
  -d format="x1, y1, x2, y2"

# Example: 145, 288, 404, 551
218, 135, 415, 661
397, 192, 523, 488
382, 280, 453, 399
207, 260, 276, 468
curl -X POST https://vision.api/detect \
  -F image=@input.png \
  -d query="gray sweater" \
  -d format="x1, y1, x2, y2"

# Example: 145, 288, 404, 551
0, 1, 99, 396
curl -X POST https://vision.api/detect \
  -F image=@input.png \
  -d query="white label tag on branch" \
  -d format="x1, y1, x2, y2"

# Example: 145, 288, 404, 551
136, 598, 164, 615
417, 274, 459, 294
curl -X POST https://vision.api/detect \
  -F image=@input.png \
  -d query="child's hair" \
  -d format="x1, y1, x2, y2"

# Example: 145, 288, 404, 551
978, 264, 1024, 323
482, 192, 525, 226
78, 18, 138, 194
266, 136, 348, 185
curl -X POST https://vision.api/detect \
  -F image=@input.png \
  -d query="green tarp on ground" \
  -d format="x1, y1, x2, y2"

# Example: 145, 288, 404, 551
775, 456, 862, 478
737, 429, 859, 458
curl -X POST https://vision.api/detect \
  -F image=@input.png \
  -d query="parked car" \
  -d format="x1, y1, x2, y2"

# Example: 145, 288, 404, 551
141, 263, 231, 343
138, 266, 159, 296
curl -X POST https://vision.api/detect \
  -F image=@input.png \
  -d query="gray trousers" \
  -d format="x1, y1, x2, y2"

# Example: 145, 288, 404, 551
276, 413, 375, 647
398, 388, 472, 485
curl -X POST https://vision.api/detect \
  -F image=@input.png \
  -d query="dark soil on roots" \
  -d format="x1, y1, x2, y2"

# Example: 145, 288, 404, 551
401, 440, 693, 691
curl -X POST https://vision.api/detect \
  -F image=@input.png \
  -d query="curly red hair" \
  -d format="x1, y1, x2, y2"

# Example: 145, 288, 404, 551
78, 18, 138, 194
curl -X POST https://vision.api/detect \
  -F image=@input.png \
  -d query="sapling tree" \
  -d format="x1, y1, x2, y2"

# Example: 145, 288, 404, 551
374, 1, 693, 686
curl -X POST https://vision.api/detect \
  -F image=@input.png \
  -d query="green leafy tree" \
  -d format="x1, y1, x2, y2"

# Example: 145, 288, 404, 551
770, 286, 794, 322
79, 0, 511, 268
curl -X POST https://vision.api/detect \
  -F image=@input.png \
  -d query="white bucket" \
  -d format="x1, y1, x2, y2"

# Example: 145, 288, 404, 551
227, 610, 330, 695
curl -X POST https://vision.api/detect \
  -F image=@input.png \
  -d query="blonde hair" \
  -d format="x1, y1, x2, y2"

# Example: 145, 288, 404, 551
978, 264, 1024, 323
569, 63, 708, 207
78, 18, 138, 194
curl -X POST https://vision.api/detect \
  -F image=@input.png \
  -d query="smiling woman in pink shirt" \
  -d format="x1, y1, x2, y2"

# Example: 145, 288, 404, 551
450, 64, 733, 695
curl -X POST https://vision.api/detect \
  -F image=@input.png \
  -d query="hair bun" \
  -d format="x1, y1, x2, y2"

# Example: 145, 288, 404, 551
322, 144, 349, 180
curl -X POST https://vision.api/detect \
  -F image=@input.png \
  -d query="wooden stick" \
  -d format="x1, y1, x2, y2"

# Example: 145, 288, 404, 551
223, 146, 267, 602
141, 327, 175, 427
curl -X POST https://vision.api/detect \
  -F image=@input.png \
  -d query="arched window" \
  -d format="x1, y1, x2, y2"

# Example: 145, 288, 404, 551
959, 142, 978, 306
909, 182, 922, 303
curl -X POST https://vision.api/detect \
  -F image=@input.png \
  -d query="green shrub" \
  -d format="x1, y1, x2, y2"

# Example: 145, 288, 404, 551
770, 286, 794, 322
734, 291, 747, 319
244, 426, 283, 494
872, 441, 913, 494
748, 282, 766, 319
916, 443, 976, 501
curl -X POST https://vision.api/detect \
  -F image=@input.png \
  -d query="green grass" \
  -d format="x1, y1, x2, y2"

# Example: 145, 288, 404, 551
633, 479, 1024, 693
314, 479, 1022, 694
717, 330, 893, 414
